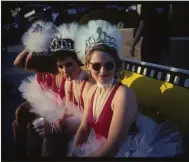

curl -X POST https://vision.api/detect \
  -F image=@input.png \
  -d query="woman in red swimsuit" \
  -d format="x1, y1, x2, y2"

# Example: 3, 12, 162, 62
69, 20, 183, 157
16, 20, 66, 123
33, 23, 94, 136
28, 23, 94, 158
12, 20, 72, 159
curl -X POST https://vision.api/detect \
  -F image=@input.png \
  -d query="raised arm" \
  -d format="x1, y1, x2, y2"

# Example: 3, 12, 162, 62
89, 86, 138, 157
130, 5, 145, 56
64, 80, 72, 108
14, 48, 29, 68
14, 49, 38, 73
132, 20, 144, 47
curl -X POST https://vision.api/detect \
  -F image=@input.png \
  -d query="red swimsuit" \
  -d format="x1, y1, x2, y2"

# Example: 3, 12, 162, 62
37, 73, 66, 99
88, 83, 137, 140
51, 74, 66, 99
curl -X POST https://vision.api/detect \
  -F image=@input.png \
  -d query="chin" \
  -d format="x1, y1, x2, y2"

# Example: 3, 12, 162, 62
97, 77, 112, 84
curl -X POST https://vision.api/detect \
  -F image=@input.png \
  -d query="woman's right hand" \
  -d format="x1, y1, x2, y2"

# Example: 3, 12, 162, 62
35, 123, 52, 137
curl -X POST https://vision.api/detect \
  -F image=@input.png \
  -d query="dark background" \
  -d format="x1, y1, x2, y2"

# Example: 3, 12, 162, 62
1, 1, 189, 160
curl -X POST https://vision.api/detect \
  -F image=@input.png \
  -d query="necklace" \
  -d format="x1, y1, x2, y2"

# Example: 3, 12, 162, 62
93, 80, 115, 121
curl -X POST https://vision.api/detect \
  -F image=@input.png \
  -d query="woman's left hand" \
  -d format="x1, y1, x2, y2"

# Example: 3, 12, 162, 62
51, 119, 62, 133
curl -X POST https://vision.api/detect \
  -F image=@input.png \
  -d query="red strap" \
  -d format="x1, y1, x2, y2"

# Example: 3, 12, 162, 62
79, 81, 87, 110
104, 83, 122, 107
89, 88, 97, 115
90, 83, 121, 114
46, 73, 52, 87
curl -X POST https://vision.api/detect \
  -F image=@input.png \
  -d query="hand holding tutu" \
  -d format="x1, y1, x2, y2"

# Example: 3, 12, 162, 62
50, 110, 74, 133
51, 120, 62, 133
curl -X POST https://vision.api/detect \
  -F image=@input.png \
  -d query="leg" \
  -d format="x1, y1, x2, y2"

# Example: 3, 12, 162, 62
42, 132, 70, 158
12, 101, 37, 159
27, 122, 43, 160
15, 101, 37, 126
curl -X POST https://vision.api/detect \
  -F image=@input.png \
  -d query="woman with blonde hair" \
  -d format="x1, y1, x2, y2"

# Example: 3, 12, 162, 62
69, 20, 183, 157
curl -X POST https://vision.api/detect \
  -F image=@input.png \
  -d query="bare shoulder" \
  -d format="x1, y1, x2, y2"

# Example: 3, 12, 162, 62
84, 81, 94, 89
112, 84, 138, 112
83, 81, 93, 94
86, 84, 97, 99
89, 84, 97, 92
64, 80, 71, 92
64, 80, 70, 86
115, 84, 136, 100
82, 82, 96, 100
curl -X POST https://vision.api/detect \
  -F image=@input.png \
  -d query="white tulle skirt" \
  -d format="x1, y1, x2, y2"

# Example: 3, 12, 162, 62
19, 75, 82, 125
68, 114, 183, 157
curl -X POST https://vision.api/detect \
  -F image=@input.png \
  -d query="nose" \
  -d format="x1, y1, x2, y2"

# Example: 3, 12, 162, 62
63, 66, 69, 75
100, 66, 106, 74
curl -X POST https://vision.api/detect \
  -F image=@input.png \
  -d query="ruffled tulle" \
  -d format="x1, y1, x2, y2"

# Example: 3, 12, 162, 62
19, 75, 83, 124
68, 114, 183, 157
68, 129, 107, 157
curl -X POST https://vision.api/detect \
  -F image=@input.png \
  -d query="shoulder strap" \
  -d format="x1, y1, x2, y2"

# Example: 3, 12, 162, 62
104, 83, 122, 108
79, 81, 87, 110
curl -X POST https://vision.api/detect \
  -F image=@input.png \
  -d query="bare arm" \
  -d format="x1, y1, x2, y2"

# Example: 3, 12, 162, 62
82, 81, 94, 110
89, 86, 138, 157
65, 80, 72, 107
14, 48, 28, 68
132, 20, 144, 47
58, 80, 78, 134
14, 49, 37, 73
73, 85, 96, 147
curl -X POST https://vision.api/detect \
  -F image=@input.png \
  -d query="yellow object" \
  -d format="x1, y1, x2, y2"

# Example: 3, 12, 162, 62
121, 70, 189, 135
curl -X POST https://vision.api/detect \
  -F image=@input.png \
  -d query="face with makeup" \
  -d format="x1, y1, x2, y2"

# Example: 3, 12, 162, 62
86, 45, 120, 84
55, 51, 82, 80
87, 51, 117, 84
57, 57, 80, 80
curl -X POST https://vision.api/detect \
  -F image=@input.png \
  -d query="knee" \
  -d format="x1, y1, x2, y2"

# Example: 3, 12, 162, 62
15, 101, 30, 119
15, 101, 36, 125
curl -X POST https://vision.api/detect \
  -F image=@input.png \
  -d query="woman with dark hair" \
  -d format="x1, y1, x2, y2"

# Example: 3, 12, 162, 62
13, 49, 58, 159
12, 20, 66, 159
68, 20, 182, 157
26, 23, 94, 158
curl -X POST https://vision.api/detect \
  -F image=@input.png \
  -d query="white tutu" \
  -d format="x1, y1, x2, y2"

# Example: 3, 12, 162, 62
19, 75, 83, 124
68, 114, 183, 157
68, 129, 107, 157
